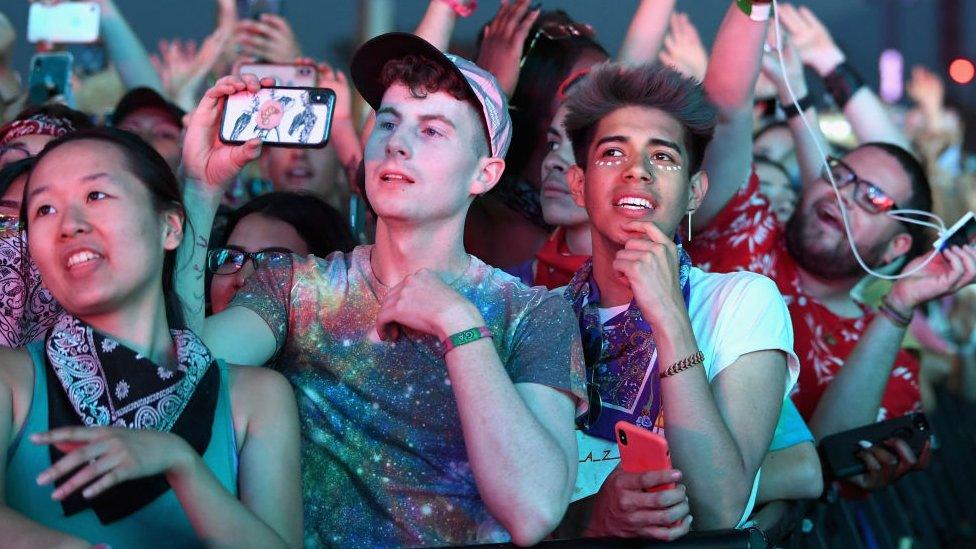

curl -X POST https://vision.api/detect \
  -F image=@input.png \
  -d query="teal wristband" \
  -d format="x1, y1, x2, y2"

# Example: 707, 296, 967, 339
442, 326, 493, 355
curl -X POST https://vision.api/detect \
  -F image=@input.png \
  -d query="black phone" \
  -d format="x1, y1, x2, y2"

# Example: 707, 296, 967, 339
237, 0, 284, 20
818, 412, 930, 480
934, 211, 976, 251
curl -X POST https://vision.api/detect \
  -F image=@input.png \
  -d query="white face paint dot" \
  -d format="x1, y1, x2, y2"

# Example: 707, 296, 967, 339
421, 504, 433, 516
444, 378, 452, 386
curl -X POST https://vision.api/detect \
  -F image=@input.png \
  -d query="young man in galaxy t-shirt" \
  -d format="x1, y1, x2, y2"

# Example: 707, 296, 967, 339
176, 33, 587, 547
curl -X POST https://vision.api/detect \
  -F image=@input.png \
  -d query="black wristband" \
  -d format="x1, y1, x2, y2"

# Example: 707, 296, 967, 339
780, 94, 816, 118
822, 61, 864, 109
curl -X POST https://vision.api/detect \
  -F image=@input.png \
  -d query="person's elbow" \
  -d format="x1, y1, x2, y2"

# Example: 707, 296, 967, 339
791, 443, 825, 500
504, 495, 568, 546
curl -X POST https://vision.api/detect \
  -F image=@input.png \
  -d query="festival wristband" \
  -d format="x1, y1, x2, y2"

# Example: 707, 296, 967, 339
438, 0, 477, 17
822, 61, 864, 109
781, 94, 816, 118
879, 298, 913, 329
661, 350, 705, 379
442, 326, 493, 355
736, 0, 773, 22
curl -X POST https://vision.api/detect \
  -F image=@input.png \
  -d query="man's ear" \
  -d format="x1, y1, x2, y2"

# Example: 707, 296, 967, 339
688, 170, 709, 213
470, 157, 506, 195
162, 210, 185, 251
568, 164, 586, 209
881, 232, 913, 266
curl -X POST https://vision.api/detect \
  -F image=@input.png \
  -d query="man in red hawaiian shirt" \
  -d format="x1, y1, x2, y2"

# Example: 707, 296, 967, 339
686, 2, 976, 489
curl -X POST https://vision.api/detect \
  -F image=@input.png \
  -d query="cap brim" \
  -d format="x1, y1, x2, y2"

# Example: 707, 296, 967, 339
113, 88, 186, 128
351, 33, 469, 113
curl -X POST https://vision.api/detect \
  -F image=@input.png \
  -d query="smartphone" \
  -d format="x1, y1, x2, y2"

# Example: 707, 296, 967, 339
220, 87, 334, 148
615, 421, 675, 493
27, 53, 75, 107
237, 0, 284, 20
934, 211, 976, 251
27, 2, 101, 44
818, 412, 930, 480
66, 43, 108, 77
238, 63, 317, 87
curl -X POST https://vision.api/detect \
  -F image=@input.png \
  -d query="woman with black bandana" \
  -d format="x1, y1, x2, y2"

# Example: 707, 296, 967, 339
0, 128, 300, 548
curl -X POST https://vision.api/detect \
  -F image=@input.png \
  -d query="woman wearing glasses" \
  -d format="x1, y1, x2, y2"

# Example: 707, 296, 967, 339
208, 192, 357, 314
0, 128, 301, 547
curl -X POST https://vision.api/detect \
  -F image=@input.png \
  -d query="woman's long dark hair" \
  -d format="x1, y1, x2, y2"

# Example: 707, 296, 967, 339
22, 128, 189, 327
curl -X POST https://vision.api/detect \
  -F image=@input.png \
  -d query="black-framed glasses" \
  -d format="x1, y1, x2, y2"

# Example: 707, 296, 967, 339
519, 21, 596, 69
207, 246, 293, 275
823, 156, 900, 214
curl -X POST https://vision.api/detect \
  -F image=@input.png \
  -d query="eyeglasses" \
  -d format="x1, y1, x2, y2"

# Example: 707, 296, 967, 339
519, 20, 596, 69
823, 156, 900, 214
207, 246, 293, 275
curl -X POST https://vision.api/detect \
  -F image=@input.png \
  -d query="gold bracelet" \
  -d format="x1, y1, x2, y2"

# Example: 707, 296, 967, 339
661, 350, 705, 379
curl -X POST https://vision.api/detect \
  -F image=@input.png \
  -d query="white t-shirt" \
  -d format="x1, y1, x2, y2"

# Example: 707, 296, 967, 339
570, 267, 800, 525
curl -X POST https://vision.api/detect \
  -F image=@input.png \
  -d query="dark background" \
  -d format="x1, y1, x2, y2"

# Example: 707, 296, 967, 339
4, 0, 975, 146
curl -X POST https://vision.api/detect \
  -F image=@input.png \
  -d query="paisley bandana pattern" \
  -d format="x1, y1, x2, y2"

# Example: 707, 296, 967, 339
564, 242, 692, 441
46, 314, 213, 431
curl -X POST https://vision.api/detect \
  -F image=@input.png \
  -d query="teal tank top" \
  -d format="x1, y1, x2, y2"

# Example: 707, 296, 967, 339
5, 341, 239, 548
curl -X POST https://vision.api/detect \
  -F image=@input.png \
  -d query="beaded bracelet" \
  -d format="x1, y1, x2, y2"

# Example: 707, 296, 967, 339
879, 298, 913, 329
438, 0, 477, 18
661, 350, 705, 379
442, 326, 493, 356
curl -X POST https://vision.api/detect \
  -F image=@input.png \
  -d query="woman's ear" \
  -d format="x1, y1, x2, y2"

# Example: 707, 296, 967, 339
161, 209, 185, 251
568, 164, 586, 209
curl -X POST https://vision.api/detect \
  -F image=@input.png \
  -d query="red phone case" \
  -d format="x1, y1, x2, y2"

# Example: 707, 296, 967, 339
615, 421, 675, 492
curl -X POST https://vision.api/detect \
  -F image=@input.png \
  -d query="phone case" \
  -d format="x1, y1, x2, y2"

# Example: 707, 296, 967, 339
238, 63, 317, 88
27, 3, 101, 44
615, 421, 675, 492
28, 53, 75, 107
237, 0, 285, 20
219, 87, 334, 148
818, 412, 930, 480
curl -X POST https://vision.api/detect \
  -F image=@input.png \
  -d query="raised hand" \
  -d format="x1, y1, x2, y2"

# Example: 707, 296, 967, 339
236, 13, 301, 64
888, 245, 976, 314
658, 13, 708, 83
906, 65, 945, 119
182, 74, 272, 196
759, 28, 807, 101
32, 426, 196, 501
152, 27, 232, 112
475, 0, 540, 96
776, 3, 844, 75
584, 467, 692, 540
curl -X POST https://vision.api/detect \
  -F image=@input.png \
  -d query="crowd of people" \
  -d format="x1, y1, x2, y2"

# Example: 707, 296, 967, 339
0, 0, 974, 547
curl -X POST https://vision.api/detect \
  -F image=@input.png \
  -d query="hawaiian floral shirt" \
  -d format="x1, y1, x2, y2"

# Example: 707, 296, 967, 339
686, 174, 921, 421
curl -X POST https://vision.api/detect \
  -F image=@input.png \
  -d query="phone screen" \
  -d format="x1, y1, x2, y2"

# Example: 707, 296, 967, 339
237, 0, 284, 19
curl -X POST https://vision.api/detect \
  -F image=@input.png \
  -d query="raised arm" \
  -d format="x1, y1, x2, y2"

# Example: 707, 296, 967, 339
617, 0, 676, 65
474, 0, 540, 97
778, 3, 909, 149
695, 1, 770, 230
94, 0, 164, 91
759, 30, 831, 186
175, 76, 278, 365
658, 12, 710, 83
414, 0, 468, 52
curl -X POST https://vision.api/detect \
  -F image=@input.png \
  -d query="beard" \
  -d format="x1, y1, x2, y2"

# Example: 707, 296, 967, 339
784, 207, 889, 281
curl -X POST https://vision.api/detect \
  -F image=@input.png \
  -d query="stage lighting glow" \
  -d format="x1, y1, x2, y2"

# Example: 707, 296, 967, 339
949, 58, 975, 84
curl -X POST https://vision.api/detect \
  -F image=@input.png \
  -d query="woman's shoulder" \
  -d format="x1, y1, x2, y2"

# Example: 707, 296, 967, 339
225, 365, 296, 422
0, 346, 35, 395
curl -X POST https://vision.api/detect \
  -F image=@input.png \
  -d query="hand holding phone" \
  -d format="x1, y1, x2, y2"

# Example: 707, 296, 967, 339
615, 421, 675, 493
818, 412, 931, 480
934, 211, 976, 251
219, 86, 334, 148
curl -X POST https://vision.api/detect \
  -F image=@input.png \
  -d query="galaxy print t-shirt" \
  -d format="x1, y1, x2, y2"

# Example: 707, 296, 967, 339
231, 245, 586, 547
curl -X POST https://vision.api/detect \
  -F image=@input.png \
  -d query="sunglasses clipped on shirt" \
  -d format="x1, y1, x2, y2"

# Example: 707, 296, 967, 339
207, 246, 293, 275
822, 156, 900, 214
